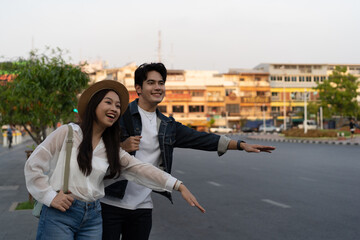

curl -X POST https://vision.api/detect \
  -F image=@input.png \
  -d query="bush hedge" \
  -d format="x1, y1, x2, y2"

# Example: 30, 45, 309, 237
283, 129, 339, 138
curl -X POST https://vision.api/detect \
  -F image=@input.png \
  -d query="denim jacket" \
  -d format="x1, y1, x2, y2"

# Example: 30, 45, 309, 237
104, 99, 231, 202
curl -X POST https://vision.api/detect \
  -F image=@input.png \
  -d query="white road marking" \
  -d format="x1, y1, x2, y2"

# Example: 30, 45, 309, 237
299, 177, 317, 182
262, 199, 291, 208
9, 202, 18, 212
251, 167, 261, 171
207, 181, 222, 187
0, 185, 19, 191
175, 170, 185, 174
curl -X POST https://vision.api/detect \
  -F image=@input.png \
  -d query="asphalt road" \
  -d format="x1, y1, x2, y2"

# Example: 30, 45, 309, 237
150, 140, 360, 240
1, 138, 359, 239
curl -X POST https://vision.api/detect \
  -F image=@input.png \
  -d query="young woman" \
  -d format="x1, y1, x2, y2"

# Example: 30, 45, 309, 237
24, 80, 204, 240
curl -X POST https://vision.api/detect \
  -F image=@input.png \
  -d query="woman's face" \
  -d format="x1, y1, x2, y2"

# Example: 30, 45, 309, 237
95, 91, 121, 129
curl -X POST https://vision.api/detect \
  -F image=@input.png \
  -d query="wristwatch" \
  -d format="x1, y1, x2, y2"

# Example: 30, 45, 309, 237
237, 140, 245, 151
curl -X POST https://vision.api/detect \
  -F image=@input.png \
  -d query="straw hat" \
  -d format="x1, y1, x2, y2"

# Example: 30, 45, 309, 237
77, 80, 129, 120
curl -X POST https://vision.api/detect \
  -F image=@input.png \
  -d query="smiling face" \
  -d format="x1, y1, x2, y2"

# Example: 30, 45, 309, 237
94, 91, 121, 130
136, 70, 165, 111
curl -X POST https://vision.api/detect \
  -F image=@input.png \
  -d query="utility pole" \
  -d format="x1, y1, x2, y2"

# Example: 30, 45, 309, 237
304, 88, 308, 134
320, 106, 323, 130
262, 104, 266, 133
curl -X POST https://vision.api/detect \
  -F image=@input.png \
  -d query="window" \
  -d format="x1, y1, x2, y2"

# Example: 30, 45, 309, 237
313, 65, 322, 69
226, 89, 236, 96
191, 91, 204, 97
189, 105, 204, 112
158, 106, 167, 113
270, 76, 276, 81
299, 76, 305, 82
257, 91, 265, 96
226, 104, 239, 113
291, 76, 297, 82
172, 105, 184, 113
272, 92, 278, 97
306, 76, 312, 82
271, 106, 280, 112
125, 73, 132, 77
285, 76, 291, 82
255, 77, 261, 81
320, 76, 326, 82
314, 76, 319, 82
277, 76, 283, 81
239, 78, 245, 81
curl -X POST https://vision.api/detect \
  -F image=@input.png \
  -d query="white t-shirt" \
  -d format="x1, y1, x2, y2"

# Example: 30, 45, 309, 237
24, 123, 176, 207
101, 106, 161, 209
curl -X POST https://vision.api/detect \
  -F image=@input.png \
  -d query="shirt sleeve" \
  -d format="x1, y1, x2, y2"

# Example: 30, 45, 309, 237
24, 125, 68, 207
119, 148, 177, 192
217, 135, 232, 156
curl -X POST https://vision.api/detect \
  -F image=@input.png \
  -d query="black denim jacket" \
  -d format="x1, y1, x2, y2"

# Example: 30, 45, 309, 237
105, 99, 222, 203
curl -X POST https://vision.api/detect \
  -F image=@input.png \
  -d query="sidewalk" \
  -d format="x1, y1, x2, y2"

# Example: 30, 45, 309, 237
0, 137, 38, 240
244, 132, 360, 146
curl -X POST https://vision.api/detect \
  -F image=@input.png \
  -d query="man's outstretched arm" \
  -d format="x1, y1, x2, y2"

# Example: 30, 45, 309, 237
227, 140, 275, 153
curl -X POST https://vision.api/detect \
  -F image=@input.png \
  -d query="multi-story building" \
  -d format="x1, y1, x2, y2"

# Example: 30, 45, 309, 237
223, 69, 271, 127
254, 63, 360, 126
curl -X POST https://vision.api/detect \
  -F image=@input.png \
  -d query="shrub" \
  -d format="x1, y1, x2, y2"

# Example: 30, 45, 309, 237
283, 129, 338, 138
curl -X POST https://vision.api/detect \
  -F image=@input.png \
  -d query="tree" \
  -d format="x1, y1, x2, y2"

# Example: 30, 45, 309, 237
0, 47, 89, 145
315, 66, 360, 118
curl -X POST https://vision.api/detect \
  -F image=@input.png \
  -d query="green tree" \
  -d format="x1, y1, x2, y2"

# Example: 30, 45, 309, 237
315, 66, 360, 118
0, 47, 89, 144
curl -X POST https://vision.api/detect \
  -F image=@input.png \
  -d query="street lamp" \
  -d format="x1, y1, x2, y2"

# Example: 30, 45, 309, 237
304, 88, 308, 134
283, 79, 287, 130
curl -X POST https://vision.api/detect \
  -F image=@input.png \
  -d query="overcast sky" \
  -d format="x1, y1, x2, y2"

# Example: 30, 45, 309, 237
1, 0, 360, 72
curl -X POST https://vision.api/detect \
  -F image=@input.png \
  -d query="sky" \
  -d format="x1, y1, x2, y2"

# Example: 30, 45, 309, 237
1, 0, 360, 72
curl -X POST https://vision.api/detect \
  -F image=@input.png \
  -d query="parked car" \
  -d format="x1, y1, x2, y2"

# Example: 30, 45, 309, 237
258, 124, 280, 133
298, 120, 317, 130
209, 126, 233, 133
241, 126, 256, 133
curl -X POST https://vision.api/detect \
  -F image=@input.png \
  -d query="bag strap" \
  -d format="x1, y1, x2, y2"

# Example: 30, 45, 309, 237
123, 108, 135, 136
63, 125, 73, 193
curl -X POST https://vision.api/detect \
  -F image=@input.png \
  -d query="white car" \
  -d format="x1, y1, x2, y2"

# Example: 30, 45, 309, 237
209, 126, 233, 133
298, 120, 317, 130
258, 124, 280, 133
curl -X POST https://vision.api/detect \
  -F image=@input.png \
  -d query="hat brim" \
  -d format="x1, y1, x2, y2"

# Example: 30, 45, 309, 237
77, 80, 129, 120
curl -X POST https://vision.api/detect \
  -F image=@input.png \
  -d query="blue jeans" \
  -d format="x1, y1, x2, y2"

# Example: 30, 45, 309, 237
36, 199, 102, 240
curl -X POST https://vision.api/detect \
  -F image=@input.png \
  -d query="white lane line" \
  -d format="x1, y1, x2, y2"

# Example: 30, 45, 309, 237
299, 177, 317, 182
207, 181, 222, 187
262, 199, 291, 209
175, 170, 185, 174
0, 185, 19, 191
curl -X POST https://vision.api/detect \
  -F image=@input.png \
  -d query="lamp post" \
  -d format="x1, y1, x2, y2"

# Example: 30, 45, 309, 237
283, 81, 287, 130
304, 88, 308, 134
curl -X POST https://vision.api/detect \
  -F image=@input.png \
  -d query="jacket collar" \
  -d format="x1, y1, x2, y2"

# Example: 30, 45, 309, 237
130, 99, 172, 123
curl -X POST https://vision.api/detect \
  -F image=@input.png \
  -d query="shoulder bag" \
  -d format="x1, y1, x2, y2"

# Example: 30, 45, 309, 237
32, 124, 73, 218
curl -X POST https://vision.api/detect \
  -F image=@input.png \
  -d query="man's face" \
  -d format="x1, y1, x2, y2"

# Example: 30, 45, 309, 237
136, 70, 165, 107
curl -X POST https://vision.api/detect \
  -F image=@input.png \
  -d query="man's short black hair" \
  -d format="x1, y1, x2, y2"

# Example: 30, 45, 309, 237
134, 63, 167, 87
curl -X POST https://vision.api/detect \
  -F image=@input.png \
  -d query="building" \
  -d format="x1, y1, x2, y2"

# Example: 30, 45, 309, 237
223, 69, 271, 128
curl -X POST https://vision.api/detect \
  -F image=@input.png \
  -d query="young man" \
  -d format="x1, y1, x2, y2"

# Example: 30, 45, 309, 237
101, 63, 275, 240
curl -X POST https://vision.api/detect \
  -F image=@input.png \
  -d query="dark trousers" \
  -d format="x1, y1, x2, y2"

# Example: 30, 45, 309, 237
101, 202, 152, 240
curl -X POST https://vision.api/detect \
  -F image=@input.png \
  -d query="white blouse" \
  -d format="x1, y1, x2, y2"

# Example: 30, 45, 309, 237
24, 123, 177, 207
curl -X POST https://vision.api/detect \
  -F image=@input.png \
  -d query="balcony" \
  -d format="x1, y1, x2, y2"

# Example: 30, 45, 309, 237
240, 96, 270, 104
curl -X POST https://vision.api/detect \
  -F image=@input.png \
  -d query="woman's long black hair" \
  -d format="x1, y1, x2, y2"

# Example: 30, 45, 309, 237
77, 89, 122, 179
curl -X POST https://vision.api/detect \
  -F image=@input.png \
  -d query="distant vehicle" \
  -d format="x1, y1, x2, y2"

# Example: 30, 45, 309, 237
298, 120, 317, 130
241, 126, 256, 133
258, 124, 280, 133
210, 126, 233, 133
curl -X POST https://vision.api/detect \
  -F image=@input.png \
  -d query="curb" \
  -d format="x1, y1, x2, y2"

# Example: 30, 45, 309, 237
247, 136, 360, 146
